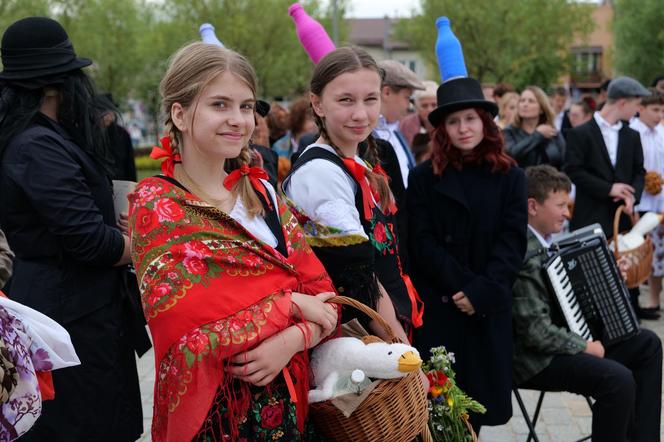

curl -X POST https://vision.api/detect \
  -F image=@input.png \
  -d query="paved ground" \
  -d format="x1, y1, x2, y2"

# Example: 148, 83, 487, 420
135, 290, 664, 441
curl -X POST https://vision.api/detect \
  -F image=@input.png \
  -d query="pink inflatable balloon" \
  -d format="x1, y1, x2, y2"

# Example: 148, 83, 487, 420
288, 2, 336, 64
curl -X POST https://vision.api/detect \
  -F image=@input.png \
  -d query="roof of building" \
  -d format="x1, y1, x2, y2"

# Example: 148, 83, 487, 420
347, 18, 410, 50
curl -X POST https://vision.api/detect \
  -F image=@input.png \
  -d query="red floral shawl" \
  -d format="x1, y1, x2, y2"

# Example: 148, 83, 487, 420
128, 176, 334, 442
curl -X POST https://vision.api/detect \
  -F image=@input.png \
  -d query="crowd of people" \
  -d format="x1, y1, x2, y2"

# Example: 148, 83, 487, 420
0, 14, 663, 442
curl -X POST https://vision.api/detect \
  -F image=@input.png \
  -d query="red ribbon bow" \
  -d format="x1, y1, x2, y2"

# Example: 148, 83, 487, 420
342, 158, 376, 221
372, 164, 389, 180
223, 164, 272, 209
371, 164, 397, 215
150, 136, 181, 176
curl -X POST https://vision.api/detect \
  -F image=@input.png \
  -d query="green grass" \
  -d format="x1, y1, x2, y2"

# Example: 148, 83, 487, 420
137, 169, 160, 181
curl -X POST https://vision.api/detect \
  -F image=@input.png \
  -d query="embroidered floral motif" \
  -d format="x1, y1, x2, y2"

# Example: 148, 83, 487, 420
194, 383, 317, 441
128, 176, 334, 441
368, 217, 396, 255
283, 196, 369, 248
157, 294, 280, 414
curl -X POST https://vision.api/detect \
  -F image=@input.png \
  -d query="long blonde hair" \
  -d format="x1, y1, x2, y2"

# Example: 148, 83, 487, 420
513, 85, 556, 128
160, 42, 264, 216
497, 91, 519, 128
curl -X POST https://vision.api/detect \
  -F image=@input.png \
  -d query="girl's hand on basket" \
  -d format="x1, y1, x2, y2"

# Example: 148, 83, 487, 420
291, 292, 338, 335
228, 323, 324, 386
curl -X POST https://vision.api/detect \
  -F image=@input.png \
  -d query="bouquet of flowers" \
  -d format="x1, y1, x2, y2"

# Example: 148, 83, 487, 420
424, 346, 486, 442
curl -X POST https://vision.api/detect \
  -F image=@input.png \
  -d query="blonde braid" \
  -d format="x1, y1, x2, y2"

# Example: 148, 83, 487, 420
364, 135, 395, 213
225, 144, 265, 217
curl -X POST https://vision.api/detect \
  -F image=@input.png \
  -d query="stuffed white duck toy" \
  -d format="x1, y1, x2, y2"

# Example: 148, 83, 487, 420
613, 212, 663, 251
308, 336, 422, 403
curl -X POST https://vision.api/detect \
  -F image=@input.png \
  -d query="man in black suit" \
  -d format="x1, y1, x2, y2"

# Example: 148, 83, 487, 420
564, 76, 651, 317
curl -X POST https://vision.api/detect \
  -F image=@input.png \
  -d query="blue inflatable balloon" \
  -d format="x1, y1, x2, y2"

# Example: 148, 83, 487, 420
435, 17, 467, 82
199, 23, 224, 47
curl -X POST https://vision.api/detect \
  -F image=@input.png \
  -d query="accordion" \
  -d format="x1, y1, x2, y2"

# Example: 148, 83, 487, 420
543, 224, 639, 346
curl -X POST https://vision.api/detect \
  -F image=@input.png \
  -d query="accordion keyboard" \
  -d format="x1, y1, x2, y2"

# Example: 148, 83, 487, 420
545, 236, 639, 345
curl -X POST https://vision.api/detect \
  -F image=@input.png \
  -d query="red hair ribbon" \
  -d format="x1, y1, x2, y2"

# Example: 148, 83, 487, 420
223, 164, 272, 209
150, 136, 181, 177
341, 158, 376, 221
370, 164, 397, 215
403, 274, 424, 328
372, 164, 389, 181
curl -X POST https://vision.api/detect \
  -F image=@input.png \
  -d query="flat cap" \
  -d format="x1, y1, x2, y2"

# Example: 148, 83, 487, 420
608, 76, 651, 99
414, 80, 438, 100
378, 60, 424, 90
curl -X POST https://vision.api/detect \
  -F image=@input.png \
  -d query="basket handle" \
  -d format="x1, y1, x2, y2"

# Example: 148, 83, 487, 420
328, 296, 399, 343
612, 204, 640, 241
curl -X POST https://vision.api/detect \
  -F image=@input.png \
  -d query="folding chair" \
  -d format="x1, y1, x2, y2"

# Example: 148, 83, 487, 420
513, 389, 593, 442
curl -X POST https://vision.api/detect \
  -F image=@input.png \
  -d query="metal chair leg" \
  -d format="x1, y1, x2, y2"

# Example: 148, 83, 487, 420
513, 389, 540, 442
515, 390, 593, 442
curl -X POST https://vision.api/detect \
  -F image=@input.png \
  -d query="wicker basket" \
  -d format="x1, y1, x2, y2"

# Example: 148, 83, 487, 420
611, 205, 654, 289
463, 415, 478, 442
309, 296, 433, 442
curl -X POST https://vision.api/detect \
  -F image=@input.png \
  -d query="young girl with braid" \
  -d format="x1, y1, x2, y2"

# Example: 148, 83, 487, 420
283, 47, 423, 346
128, 42, 338, 442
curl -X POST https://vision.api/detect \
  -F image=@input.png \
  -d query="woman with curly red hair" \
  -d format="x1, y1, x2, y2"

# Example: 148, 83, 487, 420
407, 77, 527, 431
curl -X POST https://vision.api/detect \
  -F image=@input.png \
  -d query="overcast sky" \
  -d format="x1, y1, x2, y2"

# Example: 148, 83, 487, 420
344, 0, 421, 18
339, 0, 600, 18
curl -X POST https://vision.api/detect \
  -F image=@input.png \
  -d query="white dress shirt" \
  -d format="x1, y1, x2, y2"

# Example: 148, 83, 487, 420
374, 115, 410, 188
632, 118, 664, 212
228, 180, 279, 248
594, 112, 622, 167
554, 110, 565, 131
283, 143, 370, 238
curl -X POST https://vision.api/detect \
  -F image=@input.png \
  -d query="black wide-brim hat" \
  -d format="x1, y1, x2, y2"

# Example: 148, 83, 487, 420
0, 17, 91, 81
428, 77, 498, 127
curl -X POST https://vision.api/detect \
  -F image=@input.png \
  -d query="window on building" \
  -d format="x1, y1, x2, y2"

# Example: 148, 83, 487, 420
397, 59, 418, 73
571, 46, 603, 83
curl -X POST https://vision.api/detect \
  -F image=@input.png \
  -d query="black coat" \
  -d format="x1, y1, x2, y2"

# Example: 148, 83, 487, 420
407, 160, 527, 426
0, 114, 145, 440
564, 118, 645, 237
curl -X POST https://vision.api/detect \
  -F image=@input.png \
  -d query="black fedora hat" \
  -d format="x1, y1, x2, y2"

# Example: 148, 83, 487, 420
0, 17, 91, 81
428, 77, 498, 127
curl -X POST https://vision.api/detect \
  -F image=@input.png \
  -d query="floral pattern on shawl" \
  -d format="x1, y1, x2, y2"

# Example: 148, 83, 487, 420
129, 176, 335, 442
0, 307, 40, 441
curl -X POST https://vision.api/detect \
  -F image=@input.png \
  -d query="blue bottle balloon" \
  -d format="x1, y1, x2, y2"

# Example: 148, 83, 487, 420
435, 17, 467, 82
199, 23, 224, 47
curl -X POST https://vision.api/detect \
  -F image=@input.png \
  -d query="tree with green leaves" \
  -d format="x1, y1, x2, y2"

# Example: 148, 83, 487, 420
56, 0, 147, 100
614, 0, 664, 86
161, 0, 345, 99
397, 0, 594, 90
0, 0, 51, 51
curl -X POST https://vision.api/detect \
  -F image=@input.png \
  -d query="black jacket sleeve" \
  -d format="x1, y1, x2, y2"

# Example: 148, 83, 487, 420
564, 128, 613, 200
9, 133, 125, 266
504, 127, 547, 162
631, 133, 645, 204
